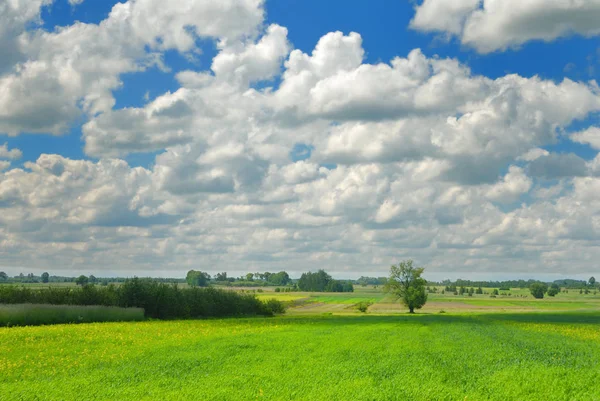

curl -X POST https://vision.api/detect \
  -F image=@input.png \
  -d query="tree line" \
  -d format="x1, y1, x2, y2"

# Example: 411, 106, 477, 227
185, 270, 292, 287
0, 278, 285, 319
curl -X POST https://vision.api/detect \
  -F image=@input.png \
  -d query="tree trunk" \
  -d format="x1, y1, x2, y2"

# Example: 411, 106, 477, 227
409, 307, 414, 313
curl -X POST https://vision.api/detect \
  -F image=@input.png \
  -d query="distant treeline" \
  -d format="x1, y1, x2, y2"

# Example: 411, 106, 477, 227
186, 271, 292, 287
431, 278, 597, 290
0, 278, 284, 319
356, 276, 388, 286
0, 271, 185, 285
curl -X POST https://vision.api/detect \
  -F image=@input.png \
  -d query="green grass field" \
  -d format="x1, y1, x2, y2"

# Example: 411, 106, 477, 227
255, 286, 600, 314
3, 285, 600, 400
2, 312, 600, 400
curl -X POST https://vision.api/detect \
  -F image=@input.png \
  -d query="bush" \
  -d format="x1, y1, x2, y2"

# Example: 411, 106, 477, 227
261, 298, 286, 315
356, 301, 372, 313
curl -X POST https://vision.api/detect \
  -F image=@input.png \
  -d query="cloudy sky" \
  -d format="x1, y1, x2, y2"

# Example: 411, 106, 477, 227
1, 0, 600, 280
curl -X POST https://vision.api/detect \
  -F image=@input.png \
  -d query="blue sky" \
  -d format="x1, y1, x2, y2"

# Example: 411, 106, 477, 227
6, 0, 599, 167
1, 0, 600, 279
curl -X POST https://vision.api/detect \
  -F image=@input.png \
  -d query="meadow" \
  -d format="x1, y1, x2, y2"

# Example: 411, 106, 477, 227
2, 312, 600, 400
2, 285, 600, 400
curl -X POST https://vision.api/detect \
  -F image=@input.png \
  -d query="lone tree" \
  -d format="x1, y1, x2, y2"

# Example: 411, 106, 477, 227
529, 282, 548, 299
385, 260, 428, 313
75, 275, 89, 286
41, 272, 50, 283
589, 277, 596, 287
186, 270, 210, 287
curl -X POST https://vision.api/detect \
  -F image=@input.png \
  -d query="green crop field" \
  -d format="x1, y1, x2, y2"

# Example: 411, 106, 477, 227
3, 285, 600, 400
2, 312, 600, 400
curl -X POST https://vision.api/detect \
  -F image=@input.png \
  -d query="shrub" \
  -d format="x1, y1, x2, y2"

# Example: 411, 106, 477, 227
356, 301, 372, 313
261, 299, 286, 315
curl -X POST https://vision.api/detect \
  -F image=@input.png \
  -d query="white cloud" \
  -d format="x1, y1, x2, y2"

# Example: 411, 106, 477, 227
485, 166, 532, 203
0, 144, 22, 160
411, 0, 600, 53
571, 126, 600, 149
0, 0, 266, 136
3, 3, 600, 276
518, 148, 550, 162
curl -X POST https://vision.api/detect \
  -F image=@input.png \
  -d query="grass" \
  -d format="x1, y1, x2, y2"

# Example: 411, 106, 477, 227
2, 312, 600, 400
0, 304, 145, 327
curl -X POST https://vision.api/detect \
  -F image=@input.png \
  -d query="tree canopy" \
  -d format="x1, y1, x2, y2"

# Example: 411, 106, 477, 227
186, 270, 210, 287
297, 270, 353, 292
385, 260, 427, 313
529, 282, 548, 299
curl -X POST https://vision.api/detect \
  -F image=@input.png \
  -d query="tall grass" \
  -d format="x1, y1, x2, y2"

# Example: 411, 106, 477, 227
0, 304, 145, 327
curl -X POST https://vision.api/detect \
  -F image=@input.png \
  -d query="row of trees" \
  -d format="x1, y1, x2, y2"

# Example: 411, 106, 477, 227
433, 277, 598, 290
0, 272, 185, 285
185, 270, 292, 287
0, 278, 285, 318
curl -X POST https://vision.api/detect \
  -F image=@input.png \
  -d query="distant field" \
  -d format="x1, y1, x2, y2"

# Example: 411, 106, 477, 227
254, 286, 600, 314
2, 312, 600, 400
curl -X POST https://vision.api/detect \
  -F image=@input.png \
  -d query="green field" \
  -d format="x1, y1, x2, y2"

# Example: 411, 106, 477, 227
255, 286, 600, 314
2, 312, 600, 400
3, 286, 600, 400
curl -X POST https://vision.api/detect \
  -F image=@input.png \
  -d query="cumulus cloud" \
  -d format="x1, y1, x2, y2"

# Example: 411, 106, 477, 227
4, 2, 600, 276
571, 126, 600, 149
411, 0, 600, 53
0, 144, 22, 160
0, 0, 265, 136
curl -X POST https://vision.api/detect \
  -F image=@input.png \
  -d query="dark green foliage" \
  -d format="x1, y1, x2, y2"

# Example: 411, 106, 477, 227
0, 278, 285, 319
589, 277, 596, 286
492, 289, 499, 296
215, 272, 229, 282
41, 272, 50, 283
548, 283, 560, 297
476, 286, 483, 294
385, 260, 427, 313
530, 282, 548, 299
186, 270, 210, 287
267, 271, 291, 286
0, 304, 144, 327
261, 298, 286, 315
0, 271, 8, 281
75, 275, 88, 286
297, 270, 353, 292
356, 276, 388, 286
